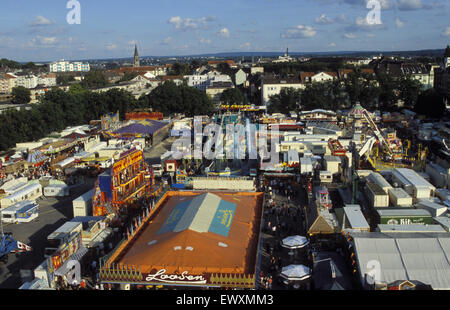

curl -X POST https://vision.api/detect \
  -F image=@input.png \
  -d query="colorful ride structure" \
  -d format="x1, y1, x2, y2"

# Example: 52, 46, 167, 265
93, 149, 153, 217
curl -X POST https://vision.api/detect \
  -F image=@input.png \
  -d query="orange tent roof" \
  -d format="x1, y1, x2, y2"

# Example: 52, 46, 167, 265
113, 191, 263, 275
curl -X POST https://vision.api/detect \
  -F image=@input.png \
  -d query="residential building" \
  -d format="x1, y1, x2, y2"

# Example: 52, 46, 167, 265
434, 45, 450, 98
205, 81, 234, 104
250, 66, 264, 75
113, 65, 170, 77
207, 60, 237, 69
234, 69, 248, 86
372, 57, 436, 89
13, 73, 38, 89
49, 60, 90, 73
0, 73, 16, 94
261, 76, 304, 106
300, 71, 338, 84
185, 71, 232, 91
37, 73, 57, 87
273, 48, 295, 63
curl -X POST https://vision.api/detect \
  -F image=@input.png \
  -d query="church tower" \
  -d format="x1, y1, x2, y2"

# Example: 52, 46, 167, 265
134, 44, 140, 67
444, 45, 450, 69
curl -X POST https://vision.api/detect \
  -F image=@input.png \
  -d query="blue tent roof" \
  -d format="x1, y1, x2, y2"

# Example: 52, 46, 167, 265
26, 150, 47, 164
114, 119, 168, 136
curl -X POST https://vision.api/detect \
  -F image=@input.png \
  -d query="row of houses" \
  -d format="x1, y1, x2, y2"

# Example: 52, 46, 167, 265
0, 72, 57, 94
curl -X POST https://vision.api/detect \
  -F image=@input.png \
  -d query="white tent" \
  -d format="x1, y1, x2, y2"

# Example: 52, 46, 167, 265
281, 235, 309, 249
280, 264, 311, 281
353, 235, 450, 290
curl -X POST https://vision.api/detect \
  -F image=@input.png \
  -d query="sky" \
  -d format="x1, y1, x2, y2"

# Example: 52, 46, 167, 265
0, 0, 449, 62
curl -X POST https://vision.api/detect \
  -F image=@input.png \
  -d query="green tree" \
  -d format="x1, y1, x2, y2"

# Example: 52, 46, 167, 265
268, 88, 301, 114
377, 73, 398, 112
57, 74, 75, 85
217, 63, 234, 76
11, 86, 31, 104
168, 62, 192, 76
300, 82, 335, 111
398, 75, 422, 109
414, 88, 445, 118
220, 88, 248, 105
81, 71, 108, 89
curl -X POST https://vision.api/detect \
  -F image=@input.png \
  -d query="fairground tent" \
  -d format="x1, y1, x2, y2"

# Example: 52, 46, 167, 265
114, 119, 168, 137
352, 232, 450, 290
26, 150, 47, 167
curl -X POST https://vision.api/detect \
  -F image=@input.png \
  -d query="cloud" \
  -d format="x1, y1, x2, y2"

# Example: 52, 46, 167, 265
336, 14, 350, 24
30, 16, 54, 27
396, 0, 424, 10
200, 38, 211, 44
168, 16, 216, 31
444, 27, 450, 36
329, 42, 336, 47
336, 0, 393, 10
315, 14, 334, 25
240, 42, 251, 49
345, 16, 387, 32
282, 25, 317, 39
219, 28, 230, 38
395, 18, 405, 28
28, 36, 57, 48
344, 33, 357, 39
163, 37, 172, 44
106, 43, 117, 51
128, 40, 137, 45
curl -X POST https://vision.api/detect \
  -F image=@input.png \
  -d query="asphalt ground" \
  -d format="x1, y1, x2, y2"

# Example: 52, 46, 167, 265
0, 177, 97, 289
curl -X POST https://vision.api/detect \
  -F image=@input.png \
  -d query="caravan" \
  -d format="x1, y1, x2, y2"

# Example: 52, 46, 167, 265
1, 200, 39, 223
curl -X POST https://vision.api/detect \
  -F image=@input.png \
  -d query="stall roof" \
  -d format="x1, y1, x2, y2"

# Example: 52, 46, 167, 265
353, 234, 450, 289
377, 209, 431, 217
392, 168, 435, 190
114, 119, 168, 136
55, 157, 75, 168
377, 224, 446, 233
343, 205, 370, 229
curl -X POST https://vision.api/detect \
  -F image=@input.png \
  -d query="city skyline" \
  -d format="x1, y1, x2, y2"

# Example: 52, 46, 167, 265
0, 0, 449, 62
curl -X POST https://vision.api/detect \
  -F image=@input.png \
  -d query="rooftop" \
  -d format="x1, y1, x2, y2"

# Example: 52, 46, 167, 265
109, 191, 263, 275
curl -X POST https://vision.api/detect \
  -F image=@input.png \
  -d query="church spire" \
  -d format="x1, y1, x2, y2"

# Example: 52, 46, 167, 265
134, 44, 140, 67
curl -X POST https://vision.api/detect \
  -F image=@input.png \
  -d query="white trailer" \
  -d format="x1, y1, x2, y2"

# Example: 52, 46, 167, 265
44, 184, 70, 197
1, 200, 39, 223
300, 157, 313, 174
284, 149, 299, 166
391, 168, 435, 200
323, 155, 341, 175
416, 199, 448, 217
319, 170, 333, 183
367, 172, 392, 194
365, 182, 389, 208
388, 187, 413, 207
0, 183, 42, 208
72, 188, 94, 217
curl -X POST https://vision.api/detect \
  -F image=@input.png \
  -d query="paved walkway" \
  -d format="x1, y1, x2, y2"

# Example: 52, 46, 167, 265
258, 180, 313, 290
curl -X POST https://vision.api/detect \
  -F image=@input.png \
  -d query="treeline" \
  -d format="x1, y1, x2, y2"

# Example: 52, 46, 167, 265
268, 70, 425, 114
263, 59, 360, 77
0, 81, 215, 151
0, 58, 41, 70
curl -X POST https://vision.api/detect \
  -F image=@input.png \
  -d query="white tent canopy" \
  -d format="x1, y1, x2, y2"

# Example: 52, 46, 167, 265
280, 264, 311, 281
281, 235, 309, 249
353, 235, 450, 289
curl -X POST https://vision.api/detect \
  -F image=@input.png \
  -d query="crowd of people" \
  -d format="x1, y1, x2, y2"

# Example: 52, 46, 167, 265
258, 175, 313, 290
